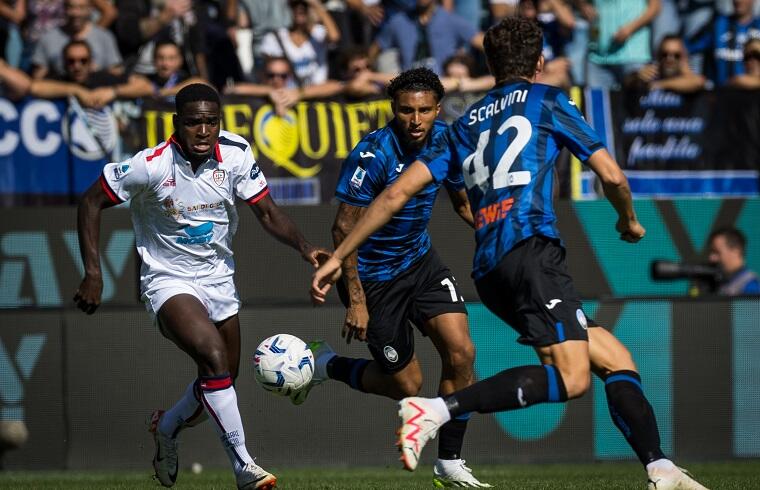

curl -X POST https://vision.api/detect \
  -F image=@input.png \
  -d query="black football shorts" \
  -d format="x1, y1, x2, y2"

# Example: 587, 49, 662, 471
338, 248, 467, 373
475, 235, 597, 347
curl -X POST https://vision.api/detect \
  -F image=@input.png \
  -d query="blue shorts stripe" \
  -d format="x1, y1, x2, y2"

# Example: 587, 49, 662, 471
454, 412, 472, 421
349, 359, 369, 390
544, 365, 560, 402
605, 374, 643, 391
555, 322, 566, 342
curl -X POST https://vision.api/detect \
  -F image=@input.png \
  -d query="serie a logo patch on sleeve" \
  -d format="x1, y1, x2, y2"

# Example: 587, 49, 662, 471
350, 167, 366, 189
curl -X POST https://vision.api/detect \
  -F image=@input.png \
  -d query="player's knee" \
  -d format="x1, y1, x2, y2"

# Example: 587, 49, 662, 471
391, 368, 423, 397
196, 343, 229, 376
560, 365, 591, 399
444, 341, 475, 380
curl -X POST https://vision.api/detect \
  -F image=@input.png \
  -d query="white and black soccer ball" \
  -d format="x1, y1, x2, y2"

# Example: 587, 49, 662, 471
253, 334, 314, 396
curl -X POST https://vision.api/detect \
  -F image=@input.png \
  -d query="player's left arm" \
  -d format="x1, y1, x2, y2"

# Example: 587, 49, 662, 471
445, 186, 475, 229
249, 194, 328, 267
311, 161, 433, 302
585, 149, 645, 243
552, 91, 644, 243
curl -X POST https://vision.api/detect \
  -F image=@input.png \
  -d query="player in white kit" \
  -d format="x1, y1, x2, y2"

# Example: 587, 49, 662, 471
74, 84, 325, 489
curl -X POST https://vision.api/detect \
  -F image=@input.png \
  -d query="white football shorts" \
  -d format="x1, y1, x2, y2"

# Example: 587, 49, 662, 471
141, 276, 241, 323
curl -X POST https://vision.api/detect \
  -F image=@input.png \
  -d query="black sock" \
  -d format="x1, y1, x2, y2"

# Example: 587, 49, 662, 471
437, 412, 470, 460
604, 370, 665, 466
326, 356, 370, 392
443, 365, 568, 417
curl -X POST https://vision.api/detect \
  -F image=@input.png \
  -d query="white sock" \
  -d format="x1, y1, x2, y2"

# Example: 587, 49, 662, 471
159, 380, 207, 436
200, 376, 254, 474
435, 458, 464, 470
646, 458, 677, 474
429, 397, 452, 423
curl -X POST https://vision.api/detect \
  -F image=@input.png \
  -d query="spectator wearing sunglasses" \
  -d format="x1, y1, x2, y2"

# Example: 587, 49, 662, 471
226, 55, 343, 114
30, 39, 153, 107
728, 38, 760, 88
625, 34, 706, 93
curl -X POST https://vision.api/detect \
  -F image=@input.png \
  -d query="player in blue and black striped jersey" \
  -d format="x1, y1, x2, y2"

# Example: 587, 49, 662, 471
304, 68, 491, 488
312, 17, 707, 490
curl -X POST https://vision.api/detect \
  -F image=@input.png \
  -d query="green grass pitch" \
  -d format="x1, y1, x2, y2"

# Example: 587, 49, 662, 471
2, 461, 759, 489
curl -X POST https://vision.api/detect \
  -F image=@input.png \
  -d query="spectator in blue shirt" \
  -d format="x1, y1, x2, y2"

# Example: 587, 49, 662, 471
708, 227, 760, 295
370, 0, 483, 75
688, 0, 760, 86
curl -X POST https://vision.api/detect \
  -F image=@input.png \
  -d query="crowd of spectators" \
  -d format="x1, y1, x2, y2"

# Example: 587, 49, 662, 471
2, 0, 760, 105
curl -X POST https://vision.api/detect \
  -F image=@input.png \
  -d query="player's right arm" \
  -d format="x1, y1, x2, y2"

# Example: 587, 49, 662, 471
75, 154, 149, 314
312, 162, 435, 303
332, 203, 369, 343
74, 179, 120, 314
313, 128, 457, 303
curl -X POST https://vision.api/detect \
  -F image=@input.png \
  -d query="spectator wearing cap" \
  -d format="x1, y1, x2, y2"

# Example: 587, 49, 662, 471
259, 0, 340, 86
625, 34, 706, 92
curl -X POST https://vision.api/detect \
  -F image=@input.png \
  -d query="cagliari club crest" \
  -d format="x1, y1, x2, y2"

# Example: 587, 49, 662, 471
213, 169, 226, 186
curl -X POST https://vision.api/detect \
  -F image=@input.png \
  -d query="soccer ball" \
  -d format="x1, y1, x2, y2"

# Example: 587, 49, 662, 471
253, 334, 314, 396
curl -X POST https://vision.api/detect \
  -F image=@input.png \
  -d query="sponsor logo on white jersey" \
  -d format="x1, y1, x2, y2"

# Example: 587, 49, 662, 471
113, 163, 131, 180
213, 169, 226, 186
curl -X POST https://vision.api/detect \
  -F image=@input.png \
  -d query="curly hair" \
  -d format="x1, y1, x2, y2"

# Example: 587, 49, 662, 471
386, 67, 445, 102
484, 16, 543, 82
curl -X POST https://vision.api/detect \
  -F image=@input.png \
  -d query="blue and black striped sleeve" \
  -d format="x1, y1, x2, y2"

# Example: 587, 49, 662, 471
335, 142, 388, 207
418, 123, 464, 185
551, 91, 605, 163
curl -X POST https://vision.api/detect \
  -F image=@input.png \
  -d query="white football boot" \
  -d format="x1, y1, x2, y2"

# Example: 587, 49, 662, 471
149, 410, 179, 487
236, 462, 277, 489
289, 340, 335, 405
433, 459, 493, 488
396, 397, 449, 471
647, 465, 709, 489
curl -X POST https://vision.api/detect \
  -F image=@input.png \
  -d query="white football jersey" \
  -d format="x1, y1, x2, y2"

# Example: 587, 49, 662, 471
101, 129, 269, 288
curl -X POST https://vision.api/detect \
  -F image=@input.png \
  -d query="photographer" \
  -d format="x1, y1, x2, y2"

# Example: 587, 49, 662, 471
708, 227, 760, 296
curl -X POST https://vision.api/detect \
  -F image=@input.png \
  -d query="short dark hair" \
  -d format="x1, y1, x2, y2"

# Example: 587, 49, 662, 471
154, 40, 181, 59
175, 83, 220, 114
386, 67, 445, 102
484, 16, 543, 81
657, 34, 684, 55
63, 39, 92, 59
443, 53, 476, 78
710, 227, 747, 254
